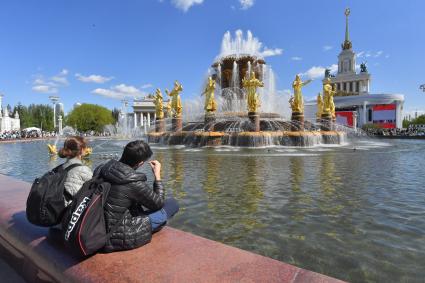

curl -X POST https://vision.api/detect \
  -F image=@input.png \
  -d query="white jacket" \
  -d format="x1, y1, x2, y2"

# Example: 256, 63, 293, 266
62, 157, 93, 206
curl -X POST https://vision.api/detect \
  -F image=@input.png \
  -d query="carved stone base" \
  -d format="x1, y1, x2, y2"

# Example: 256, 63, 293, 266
204, 112, 216, 131
172, 118, 183, 132
248, 112, 260, 132
291, 112, 304, 131
155, 119, 165, 133
321, 113, 333, 131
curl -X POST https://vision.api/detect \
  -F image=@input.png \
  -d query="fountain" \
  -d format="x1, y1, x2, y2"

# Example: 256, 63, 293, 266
148, 30, 346, 147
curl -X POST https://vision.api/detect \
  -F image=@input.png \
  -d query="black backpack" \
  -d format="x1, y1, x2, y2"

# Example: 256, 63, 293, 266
26, 163, 82, 227
61, 177, 121, 257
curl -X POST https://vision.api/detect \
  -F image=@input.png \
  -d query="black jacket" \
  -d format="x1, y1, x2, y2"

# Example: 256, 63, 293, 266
95, 159, 165, 252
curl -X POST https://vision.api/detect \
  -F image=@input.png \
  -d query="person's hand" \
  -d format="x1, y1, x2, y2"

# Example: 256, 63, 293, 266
149, 160, 161, 181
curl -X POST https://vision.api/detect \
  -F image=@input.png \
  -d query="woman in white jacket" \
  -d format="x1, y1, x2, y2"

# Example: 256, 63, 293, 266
58, 136, 93, 206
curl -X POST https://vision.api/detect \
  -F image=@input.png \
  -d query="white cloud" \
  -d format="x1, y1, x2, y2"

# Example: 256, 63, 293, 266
92, 84, 146, 99
375, 50, 383, 57
171, 0, 204, 12
385, 54, 390, 59
50, 69, 69, 85
291, 56, 303, 61
32, 84, 58, 94
75, 73, 113, 84
240, 0, 254, 9
358, 50, 384, 58
301, 64, 338, 80
31, 69, 69, 93
141, 84, 153, 89
260, 47, 283, 57
323, 45, 333, 51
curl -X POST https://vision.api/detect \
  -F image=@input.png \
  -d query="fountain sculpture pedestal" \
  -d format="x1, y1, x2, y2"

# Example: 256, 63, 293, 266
291, 112, 304, 131
155, 119, 165, 133
204, 112, 216, 131
172, 118, 183, 132
248, 112, 260, 132
321, 113, 333, 131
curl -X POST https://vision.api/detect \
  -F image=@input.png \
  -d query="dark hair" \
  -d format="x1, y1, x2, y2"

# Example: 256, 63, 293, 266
58, 136, 87, 159
120, 140, 153, 167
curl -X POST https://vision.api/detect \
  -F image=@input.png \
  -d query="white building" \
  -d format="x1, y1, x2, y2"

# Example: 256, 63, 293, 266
306, 8, 404, 129
0, 95, 20, 133
131, 95, 170, 129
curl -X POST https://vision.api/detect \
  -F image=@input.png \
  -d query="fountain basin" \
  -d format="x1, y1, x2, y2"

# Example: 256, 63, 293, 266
148, 131, 346, 147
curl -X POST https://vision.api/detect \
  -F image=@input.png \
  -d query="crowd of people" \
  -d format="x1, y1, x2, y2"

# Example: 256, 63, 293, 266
0, 129, 113, 141
363, 127, 425, 137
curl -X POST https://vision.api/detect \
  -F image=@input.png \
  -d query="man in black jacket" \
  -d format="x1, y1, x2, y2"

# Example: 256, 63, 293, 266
94, 140, 179, 252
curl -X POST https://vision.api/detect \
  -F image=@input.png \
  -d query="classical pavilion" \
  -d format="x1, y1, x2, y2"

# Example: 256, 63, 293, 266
306, 8, 404, 129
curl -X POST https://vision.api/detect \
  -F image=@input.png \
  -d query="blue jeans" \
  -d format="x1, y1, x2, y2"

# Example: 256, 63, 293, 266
148, 198, 179, 232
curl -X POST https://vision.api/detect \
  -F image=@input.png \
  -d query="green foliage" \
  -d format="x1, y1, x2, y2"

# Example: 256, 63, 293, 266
402, 118, 411, 128
66, 103, 114, 132
403, 114, 425, 128
13, 103, 54, 131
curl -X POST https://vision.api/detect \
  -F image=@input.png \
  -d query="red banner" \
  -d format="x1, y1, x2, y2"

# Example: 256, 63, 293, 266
336, 111, 355, 127
373, 104, 396, 111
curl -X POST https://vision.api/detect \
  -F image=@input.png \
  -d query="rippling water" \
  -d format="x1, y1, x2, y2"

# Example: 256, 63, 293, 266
0, 138, 424, 282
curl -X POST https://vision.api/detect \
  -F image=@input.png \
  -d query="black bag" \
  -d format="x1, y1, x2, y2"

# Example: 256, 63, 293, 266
62, 177, 118, 257
26, 163, 82, 227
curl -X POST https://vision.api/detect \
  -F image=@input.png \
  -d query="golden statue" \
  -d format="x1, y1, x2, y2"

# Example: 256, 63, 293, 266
47, 144, 57, 155
242, 71, 264, 113
203, 76, 217, 113
317, 93, 323, 119
165, 81, 183, 118
322, 78, 336, 118
166, 100, 172, 118
153, 88, 164, 120
290, 75, 311, 113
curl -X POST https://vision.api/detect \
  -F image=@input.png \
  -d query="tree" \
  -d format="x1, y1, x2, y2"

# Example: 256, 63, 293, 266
402, 118, 411, 128
111, 107, 120, 124
66, 103, 114, 132
14, 103, 54, 131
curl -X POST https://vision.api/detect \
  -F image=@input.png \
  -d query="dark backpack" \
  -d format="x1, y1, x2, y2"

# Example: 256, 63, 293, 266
61, 177, 121, 257
26, 163, 82, 227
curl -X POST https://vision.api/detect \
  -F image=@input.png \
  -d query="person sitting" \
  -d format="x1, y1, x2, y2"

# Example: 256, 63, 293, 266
94, 140, 179, 252
58, 136, 93, 206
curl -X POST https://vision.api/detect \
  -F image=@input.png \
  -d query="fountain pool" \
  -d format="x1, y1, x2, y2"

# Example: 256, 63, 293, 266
1, 138, 424, 283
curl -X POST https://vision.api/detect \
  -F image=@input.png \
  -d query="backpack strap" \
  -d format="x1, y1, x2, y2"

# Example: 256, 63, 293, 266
64, 163, 83, 172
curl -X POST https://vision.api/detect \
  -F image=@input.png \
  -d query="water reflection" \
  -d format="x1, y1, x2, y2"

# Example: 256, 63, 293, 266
197, 154, 265, 244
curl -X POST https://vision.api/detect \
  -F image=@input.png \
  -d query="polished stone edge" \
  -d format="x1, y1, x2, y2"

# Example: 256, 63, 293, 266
0, 174, 346, 283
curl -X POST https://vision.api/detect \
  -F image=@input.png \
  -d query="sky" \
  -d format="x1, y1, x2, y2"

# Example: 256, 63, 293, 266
0, 0, 424, 117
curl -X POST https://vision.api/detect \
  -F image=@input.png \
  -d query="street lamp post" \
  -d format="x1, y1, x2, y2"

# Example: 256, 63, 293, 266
49, 95, 60, 130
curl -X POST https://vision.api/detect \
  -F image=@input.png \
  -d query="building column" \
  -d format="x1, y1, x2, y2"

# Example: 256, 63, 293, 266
396, 101, 402, 129
362, 101, 367, 126
140, 112, 144, 126
134, 112, 137, 128
147, 112, 151, 127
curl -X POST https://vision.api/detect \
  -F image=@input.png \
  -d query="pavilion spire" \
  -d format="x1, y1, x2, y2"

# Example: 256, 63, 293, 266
342, 8, 352, 50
